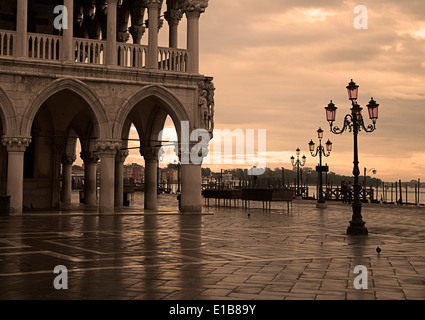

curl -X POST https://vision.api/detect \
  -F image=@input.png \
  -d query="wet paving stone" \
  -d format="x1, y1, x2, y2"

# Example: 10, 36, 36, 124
1, 196, 425, 300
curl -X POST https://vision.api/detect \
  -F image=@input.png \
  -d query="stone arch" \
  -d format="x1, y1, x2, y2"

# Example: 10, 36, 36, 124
118, 4, 131, 35
0, 86, 19, 136
113, 84, 191, 143
21, 78, 110, 139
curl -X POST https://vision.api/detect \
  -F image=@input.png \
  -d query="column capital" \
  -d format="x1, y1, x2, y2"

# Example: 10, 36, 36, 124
62, 154, 76, 166
96, 140, 122, 156
145, 0, 163, 8
2, 136, 32, 152
164, 9, 183, 25
117, 31, 130, 43
179, 0, 209, 17
116, 149, 129, 163
129, 25, 146, 44
140, 146, 160, 162
178, 140, 208, 165
80, 151, 100, 164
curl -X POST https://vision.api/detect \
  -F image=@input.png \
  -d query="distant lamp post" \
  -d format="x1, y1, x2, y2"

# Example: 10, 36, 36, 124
363, 167, 377, 188
325, 79, 379, 235
309, 128, 332, 208
291, 148, 306, 199
363, 167, 377, 202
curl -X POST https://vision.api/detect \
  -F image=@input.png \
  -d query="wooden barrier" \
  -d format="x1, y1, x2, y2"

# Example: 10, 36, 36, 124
202, 188, 295, 212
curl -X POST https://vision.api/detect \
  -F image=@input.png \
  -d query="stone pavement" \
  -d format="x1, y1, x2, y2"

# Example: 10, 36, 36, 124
0, 194, 425, 300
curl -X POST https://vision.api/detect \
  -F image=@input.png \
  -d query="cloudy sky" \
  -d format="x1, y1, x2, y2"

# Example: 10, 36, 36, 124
123, 0, 425, 182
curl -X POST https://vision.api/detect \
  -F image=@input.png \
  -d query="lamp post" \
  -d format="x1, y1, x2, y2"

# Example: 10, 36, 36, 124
309, 128, 332, 208
363, 167, 376, 202
325, 79, 379, 235
291, 148, 306, 199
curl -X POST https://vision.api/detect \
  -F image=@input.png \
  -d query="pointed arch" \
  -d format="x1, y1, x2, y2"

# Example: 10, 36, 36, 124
113, 84, 191, 143
21, 78, 110, 139
0, 86, 19, 135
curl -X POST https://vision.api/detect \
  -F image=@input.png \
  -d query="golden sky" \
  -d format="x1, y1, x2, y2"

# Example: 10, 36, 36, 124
193, 0, 425, 182
75, 0, 425, 182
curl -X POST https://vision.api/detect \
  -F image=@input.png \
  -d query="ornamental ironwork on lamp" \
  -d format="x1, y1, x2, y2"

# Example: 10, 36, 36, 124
325, 79, 380, 235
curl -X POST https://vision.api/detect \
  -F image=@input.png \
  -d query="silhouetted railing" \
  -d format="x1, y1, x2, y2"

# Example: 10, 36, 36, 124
0, 31, 14, 56
28, 33, 61, 60
0, 29, 190, 74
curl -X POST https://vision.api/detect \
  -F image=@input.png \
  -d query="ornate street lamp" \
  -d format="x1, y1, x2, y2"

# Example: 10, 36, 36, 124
291, 148, 306, 198
325, 79, 379, 235
309, 128, 332, 208
362, 167, 377, 202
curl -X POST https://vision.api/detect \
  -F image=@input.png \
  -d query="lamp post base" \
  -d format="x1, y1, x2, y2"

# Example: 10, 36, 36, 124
316, 201, 327, 208
347, 220, 368, 235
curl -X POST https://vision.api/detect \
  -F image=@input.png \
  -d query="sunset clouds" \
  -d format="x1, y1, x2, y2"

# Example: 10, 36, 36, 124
196, 0, 425, 181
115, 1, 425, 181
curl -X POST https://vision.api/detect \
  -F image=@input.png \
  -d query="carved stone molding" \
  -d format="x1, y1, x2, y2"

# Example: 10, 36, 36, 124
96, 140, 122, 156
129, 25, 146, 43
140, 146, 160, 162
80, 151, 100, 164
116, 149, 129, 163
158, 18, 164, 31
164, 9, 183, 25
1, 136, 32, 152
145, 17, 164, 32
145, 0, 163, 8
178, 140, 208, 160
117, 31, 130, 43
179, 0, 208, 16
198, 77, 215, 135
61, 154, 77, 166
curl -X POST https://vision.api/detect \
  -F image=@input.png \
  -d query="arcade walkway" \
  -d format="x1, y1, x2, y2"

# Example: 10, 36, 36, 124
1, 195, 425, 300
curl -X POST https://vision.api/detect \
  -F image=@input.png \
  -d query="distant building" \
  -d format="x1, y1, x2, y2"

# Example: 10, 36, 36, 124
292, 166, 313, 175
124, 163, 145, 184
159, 168, 178, 183
71, 165, 85, 189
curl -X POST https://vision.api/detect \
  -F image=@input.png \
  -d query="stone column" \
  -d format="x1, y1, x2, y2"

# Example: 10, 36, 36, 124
146, 0, 162, 69
140, 146, 159, 210
180, 163, 202, 213
61, 154, 76, 204
96, 140, 121, 213
106, 0, 118, 65
16, 0, 28, 57
52, 138, 66, 208
164, 9, 182, 48
181, 0, 209, 73
115, 150, 128, 206
80, 151, 99, 205
2, 137, 32, 215
62, 0, 74, 61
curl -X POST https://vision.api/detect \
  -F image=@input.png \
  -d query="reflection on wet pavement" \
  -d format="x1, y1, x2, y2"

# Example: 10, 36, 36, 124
1, 193, 425, 300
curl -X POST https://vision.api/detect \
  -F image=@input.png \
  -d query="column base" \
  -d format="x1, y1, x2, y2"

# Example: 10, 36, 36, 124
347, 221, 368, 235
180, 204, 202, 213
7, 207, 21, 215
144, 203, 158, 211
316, 202, 327, 209
99, 206, 115, 214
